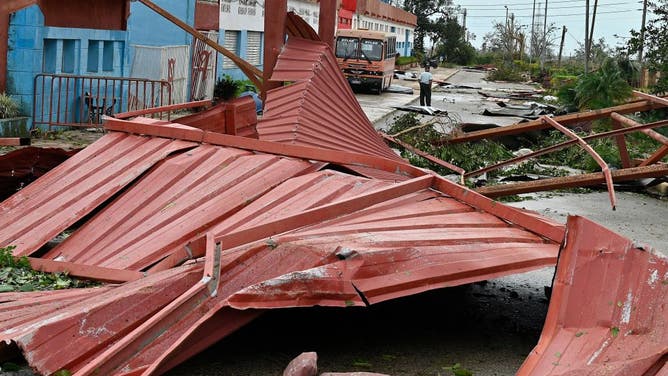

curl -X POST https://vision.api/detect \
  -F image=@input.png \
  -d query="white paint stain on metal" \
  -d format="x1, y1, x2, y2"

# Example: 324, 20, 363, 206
587, 338, 610, 366
620, 291, 633, 325
648, 269, 659, 287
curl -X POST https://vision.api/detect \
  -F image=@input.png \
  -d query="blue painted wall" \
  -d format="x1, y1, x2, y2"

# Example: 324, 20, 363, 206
126, 0, 195, 70
6, 5, 44, 117
6, 1, 197, 130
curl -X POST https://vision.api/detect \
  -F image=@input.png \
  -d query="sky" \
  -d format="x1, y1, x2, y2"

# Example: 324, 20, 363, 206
451, 0, 648, 56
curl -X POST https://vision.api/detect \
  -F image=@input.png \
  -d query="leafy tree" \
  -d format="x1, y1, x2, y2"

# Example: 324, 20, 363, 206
403, 0, 457, 54
627, 0, 668, 94
574, 58, 632, 109
433, 16, 475, 65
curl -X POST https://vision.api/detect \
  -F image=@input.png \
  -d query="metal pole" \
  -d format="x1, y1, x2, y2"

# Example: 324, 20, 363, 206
585, 0, 589, 74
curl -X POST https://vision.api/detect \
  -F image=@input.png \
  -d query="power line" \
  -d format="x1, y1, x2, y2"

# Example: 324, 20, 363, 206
458, 0, 600, 6
465, 9, 640, 18
463, 2, 629, 11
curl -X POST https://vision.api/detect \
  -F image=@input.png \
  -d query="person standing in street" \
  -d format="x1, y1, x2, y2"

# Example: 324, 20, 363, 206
419, 65, 433, 106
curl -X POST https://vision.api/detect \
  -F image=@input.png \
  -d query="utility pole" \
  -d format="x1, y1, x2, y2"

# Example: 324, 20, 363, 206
558, 25, 567, 66
540, 0, 548, 69
588, 0, 598, 55
639, 0, 648, 62
510, 13, 515, 57
530, 0, 537, 63
462, 8, 467, 42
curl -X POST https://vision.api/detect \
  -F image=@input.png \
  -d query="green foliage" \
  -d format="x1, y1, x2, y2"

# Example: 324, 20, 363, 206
627, 1, 668, 94
396, 55, 419, 66
403, 0, 457, 54
0, 245, 97, 292
551, 75, 578, 110
0, 93, 20, 119
486, 63, 524, 82
213, 75, 241, 101
533, 126, 665, 172
574, 58, 632, 110
473, 52, 495, 65
0, 245, 29, 269
433, 17, 475, 66
387, 113, 512, 175
443, 363, 474, 376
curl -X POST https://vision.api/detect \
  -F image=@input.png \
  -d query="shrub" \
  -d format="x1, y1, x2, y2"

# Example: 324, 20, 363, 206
0, 93, 20, 119
213, 75, 240, 102
487, 63, 523, 82
396, 56, 418, 66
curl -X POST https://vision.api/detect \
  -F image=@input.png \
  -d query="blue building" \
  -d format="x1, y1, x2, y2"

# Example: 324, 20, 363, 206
3, 0, 219, 130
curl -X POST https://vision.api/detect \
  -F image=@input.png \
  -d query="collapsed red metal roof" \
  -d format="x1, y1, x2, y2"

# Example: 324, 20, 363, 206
0, 121, 563, 375
0, 15, 665, 376
518, 216, 668, 375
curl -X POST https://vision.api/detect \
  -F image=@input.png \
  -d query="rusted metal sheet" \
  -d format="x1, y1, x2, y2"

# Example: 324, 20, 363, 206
518, 216, 668, 375
257, 37, 402, 161
0, 147, 76, 201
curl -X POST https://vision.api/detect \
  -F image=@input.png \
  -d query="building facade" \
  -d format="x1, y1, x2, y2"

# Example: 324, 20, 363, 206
218, 0, 417, 80
4, 0, 219, 129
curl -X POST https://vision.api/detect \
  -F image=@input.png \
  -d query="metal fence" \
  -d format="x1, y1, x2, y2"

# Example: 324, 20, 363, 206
33, 74, 172, 131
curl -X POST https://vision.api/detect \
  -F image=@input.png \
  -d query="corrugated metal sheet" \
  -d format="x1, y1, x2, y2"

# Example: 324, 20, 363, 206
518, 216, 668, 375
0, 121, 566, 374
0, 133, 196, 256
257, 37, 402, 161
0, 12, 660, 376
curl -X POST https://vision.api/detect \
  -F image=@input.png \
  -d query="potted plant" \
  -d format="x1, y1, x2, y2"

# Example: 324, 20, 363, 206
0, 93, 28, 137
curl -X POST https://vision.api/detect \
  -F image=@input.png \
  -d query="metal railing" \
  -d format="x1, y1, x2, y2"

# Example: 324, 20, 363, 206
33, 74, 172, 131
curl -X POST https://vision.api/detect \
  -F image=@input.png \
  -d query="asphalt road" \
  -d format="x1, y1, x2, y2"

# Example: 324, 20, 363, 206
168, 69, 667, 376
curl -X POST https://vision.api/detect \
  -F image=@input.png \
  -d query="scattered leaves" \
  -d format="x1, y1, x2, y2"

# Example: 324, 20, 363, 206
443, 363, 474, 376
0, 245, 98, 292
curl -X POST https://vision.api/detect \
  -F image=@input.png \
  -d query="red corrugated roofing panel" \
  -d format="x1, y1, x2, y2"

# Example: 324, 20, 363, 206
0, 132, 196, 256
0, 123, 565, 374
0, 12, 656, 376
257, 37, 402, 162
518, 216, 668, 375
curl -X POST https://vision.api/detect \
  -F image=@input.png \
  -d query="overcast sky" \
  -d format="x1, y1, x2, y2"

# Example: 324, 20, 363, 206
451, 0, 647, 56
